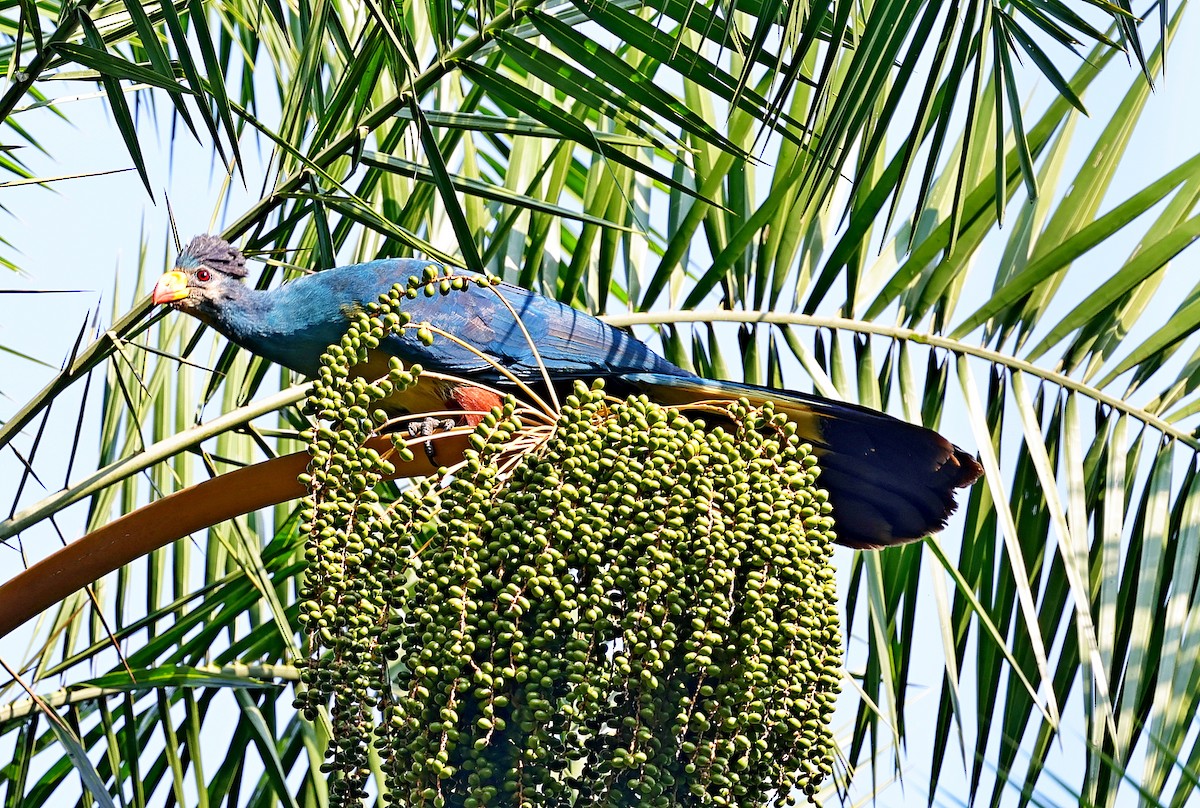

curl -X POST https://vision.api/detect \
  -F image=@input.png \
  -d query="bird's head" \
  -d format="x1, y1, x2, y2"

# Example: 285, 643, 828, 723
152, 235, 248, 319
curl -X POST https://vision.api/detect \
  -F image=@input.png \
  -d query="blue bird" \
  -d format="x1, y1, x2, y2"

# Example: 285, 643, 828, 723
153, 235, 982, 548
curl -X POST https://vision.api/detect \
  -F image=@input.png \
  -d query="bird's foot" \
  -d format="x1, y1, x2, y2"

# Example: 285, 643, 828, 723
407, 417, 459, 464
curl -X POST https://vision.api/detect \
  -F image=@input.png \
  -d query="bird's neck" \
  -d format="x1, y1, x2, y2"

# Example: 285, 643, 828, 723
195, 282, 273, 343
199, 277, 350, 377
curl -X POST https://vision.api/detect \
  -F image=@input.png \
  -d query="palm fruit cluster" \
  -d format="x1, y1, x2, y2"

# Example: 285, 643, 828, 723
296, 269, 843, 807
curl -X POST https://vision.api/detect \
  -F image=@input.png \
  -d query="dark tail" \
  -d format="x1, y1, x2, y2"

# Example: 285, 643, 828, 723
623, 373, 984, 549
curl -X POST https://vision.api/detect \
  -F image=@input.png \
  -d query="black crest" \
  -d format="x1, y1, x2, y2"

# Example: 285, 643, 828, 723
179, 234, 247, 278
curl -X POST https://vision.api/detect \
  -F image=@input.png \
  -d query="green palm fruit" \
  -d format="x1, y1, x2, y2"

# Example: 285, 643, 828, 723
298, 282, 842, 807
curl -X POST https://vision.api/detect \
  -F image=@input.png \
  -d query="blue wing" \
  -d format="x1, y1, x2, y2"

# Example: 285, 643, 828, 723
248, 259, 689, 384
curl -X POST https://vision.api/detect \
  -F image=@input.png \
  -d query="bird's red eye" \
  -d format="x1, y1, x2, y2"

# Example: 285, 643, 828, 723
196, 269, 211, 282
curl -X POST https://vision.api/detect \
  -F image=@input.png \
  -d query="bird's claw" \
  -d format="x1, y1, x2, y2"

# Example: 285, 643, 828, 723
407, 417, 458, 463
407, 416, 458, 439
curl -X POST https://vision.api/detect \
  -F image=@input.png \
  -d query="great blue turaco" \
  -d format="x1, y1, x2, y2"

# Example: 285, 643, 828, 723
152, 234, 983, 548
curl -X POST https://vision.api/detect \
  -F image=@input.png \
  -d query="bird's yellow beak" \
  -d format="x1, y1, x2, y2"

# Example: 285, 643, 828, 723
152, 270, 189, 304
